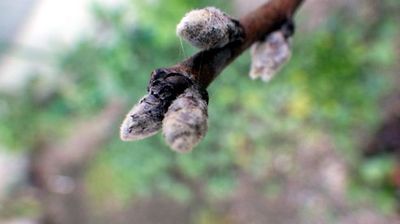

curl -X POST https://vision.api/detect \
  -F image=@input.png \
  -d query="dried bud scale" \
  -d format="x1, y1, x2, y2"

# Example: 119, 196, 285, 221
176, 7, 243, 49
162, 86, 208, 153
120, 69, 193, 141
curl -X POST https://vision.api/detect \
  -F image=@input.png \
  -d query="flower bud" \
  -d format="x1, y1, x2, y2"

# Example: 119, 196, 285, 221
120, 69, 193, 141
249, 31, 292, 82
163, 86, 208, 153
177, 7, 243, 49
120, 94, 164, 141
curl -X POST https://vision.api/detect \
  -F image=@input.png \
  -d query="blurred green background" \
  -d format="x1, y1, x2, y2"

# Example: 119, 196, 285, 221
0, 0, 399, 223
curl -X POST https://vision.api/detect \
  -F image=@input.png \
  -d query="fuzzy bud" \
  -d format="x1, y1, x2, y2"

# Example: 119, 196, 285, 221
120, 94, 163, 141
120, 69, 193, 141
162, 86, 208, 153
249, 31, 292, 82
176, 7, 243, 49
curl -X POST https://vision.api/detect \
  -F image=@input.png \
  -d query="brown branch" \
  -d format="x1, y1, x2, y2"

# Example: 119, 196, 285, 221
121, 0, 305, 149
168, 0, 305, 88
29, 100, 124, 224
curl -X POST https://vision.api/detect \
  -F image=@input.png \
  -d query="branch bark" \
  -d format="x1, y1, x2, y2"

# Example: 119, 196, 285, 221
163, 0, 305, 88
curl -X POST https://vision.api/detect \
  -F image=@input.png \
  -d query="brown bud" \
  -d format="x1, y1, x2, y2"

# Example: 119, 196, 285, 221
176, 7, 243, 49
162, 86, 208, 153
249, 31, 292, 82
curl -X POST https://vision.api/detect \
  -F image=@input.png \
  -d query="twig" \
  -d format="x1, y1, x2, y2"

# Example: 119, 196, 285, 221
121, 0, 305, 151
172, 0, 304, 87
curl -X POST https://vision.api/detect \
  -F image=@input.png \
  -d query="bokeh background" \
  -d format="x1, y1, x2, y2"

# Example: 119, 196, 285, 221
0, 0, 399, 223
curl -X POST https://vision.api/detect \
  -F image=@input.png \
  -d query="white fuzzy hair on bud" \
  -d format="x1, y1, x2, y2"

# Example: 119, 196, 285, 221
249, 31, 292, 82
176, 7, 242, 49
162, 86, 208, 153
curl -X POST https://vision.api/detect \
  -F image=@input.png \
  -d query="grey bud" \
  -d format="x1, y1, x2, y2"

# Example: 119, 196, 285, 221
120, 94, 163, 141
250, 31, 292, 82
177, 7, 243, 49
163, 86, 208, 153
120, 69, 193, 141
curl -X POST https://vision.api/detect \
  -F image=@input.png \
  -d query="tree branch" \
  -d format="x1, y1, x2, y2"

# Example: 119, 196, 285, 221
168, 0, 305, 88
121, 0, 305, 150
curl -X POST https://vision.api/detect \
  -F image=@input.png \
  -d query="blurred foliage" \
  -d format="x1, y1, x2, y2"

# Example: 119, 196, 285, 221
0, 0, 399, 218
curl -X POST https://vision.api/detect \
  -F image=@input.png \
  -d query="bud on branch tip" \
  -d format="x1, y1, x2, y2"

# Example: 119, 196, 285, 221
120, 69, 193, 141
163, 86, 208, 153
